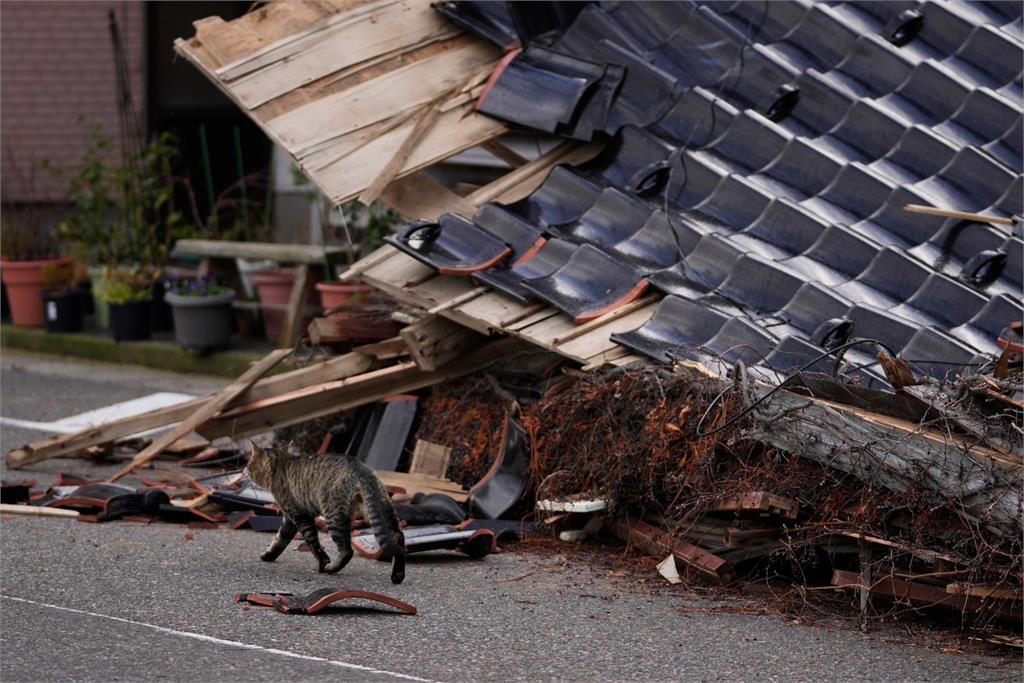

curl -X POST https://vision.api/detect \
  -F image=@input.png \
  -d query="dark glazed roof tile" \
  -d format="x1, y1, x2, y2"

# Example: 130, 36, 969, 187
780, 282, 853, 334
477, 52, 596, 134
605, 210, 693, 273
611, 295, 731, 364
899, 328, 983, 381
386, 214, 511, 275
548, 187, 653, 247
716, 254, 805, 314
415, 0, 1024, 382
505, 166, 602, 228
522, 243, 648, 323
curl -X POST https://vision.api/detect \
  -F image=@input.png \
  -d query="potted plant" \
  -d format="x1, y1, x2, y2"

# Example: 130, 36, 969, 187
165, 275, 236, 354
0, 214, 68, 328
40, 261, 84, 333
93, 266, 154, 341
55, 125, 198, 333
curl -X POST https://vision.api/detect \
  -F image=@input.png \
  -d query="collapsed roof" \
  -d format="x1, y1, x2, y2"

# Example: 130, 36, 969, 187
179, 0, 1023, 387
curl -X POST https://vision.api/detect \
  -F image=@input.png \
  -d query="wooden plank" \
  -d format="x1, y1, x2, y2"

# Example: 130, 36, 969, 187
480, 139, 528, 167
375, 470, 468, 502
409, 439, 452, 478
552, 295, 659, 346
945, 583, 1022, 600
359, 92, 450, 205
556, 304, 658, 361
379, 171, 475, 220
279, 264, 312, 348
0, 504, 80, 518
317, 98, 505, 205
213, 0, 397, 79
268, 40, 497, 152
468, 140, 605, 207
227, 3, 459, 107
5, 352, 375, 469
197, 339, 523, 440
173, 240, 351, 264
607, 517, 734, 583
832, 570, 1021, 623
339, 245, 398, 281
110, 349, 292, 481
399, 315, 483, 371
465, 141, 578, 207
191, 2, 344, 67
426, 286, 489, 315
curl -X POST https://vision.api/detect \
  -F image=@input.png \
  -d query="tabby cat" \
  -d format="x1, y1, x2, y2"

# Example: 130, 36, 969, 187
247, 443, 406, 584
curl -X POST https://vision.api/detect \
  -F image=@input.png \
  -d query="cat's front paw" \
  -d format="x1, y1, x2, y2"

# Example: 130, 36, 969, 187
260, 551, 277, 562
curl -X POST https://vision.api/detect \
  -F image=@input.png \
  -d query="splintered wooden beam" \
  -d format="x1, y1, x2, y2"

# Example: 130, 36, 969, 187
196, 338, 523, 440
110, 349, 293, 481
832, 570, 1021, 623
399, 315, 483, 371
6, 351, 375, 469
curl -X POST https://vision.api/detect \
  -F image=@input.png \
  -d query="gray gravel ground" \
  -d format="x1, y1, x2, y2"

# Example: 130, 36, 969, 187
1, 350, 1019, 682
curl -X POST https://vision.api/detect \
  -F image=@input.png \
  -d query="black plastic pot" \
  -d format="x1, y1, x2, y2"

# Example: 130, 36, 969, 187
165, 289, 235, 355
42, 289, 84, 333
150, 278, 175, 332
109, 300, 152, 342
77, 281, 94, 316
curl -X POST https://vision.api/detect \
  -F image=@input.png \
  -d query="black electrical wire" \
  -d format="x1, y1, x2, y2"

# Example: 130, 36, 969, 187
693, 337, 896, 438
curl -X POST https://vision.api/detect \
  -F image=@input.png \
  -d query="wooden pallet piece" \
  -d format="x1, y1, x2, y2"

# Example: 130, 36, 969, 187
399, 316, 483, 371
706, 491, 799, 520
608, 517, 734, 583
409, 440, 452, 478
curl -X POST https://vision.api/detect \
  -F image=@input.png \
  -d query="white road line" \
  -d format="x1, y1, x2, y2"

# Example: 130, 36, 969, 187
1, 595, 439, 683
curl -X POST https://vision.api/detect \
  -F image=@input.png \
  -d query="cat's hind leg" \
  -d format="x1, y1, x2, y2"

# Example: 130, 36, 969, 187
260, 517, 297, 562
323, 513, 353, 574
293, 511, 332, 572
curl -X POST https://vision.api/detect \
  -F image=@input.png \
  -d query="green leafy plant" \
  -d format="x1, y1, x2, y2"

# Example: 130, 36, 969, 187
93, 266, 153, 304
53, 123, 199, 269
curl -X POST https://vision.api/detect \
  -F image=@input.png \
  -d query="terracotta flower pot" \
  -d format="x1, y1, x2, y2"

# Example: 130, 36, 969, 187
315, 282, 374, 311
251, 269, 304, 343
0, 257, 72, 327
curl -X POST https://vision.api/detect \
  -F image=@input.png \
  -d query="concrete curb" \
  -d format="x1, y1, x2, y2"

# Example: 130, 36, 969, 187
1, 325, 277, 378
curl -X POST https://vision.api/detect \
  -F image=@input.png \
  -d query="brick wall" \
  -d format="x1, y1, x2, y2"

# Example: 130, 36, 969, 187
1, 1, 145, 202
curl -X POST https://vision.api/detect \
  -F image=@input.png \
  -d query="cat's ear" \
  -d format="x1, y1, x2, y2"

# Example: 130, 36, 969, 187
249, 440, 268, 459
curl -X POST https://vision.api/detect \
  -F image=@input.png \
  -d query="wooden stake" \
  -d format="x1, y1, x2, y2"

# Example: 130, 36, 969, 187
426, 286, 489, 315
903, 203, 1015, 226
110, 349, 291, 482
0, 504, 80, 518
552, 294, 658, 345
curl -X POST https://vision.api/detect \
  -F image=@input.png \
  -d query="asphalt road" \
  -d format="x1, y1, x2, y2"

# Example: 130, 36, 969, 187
1, 350, 1018, 682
